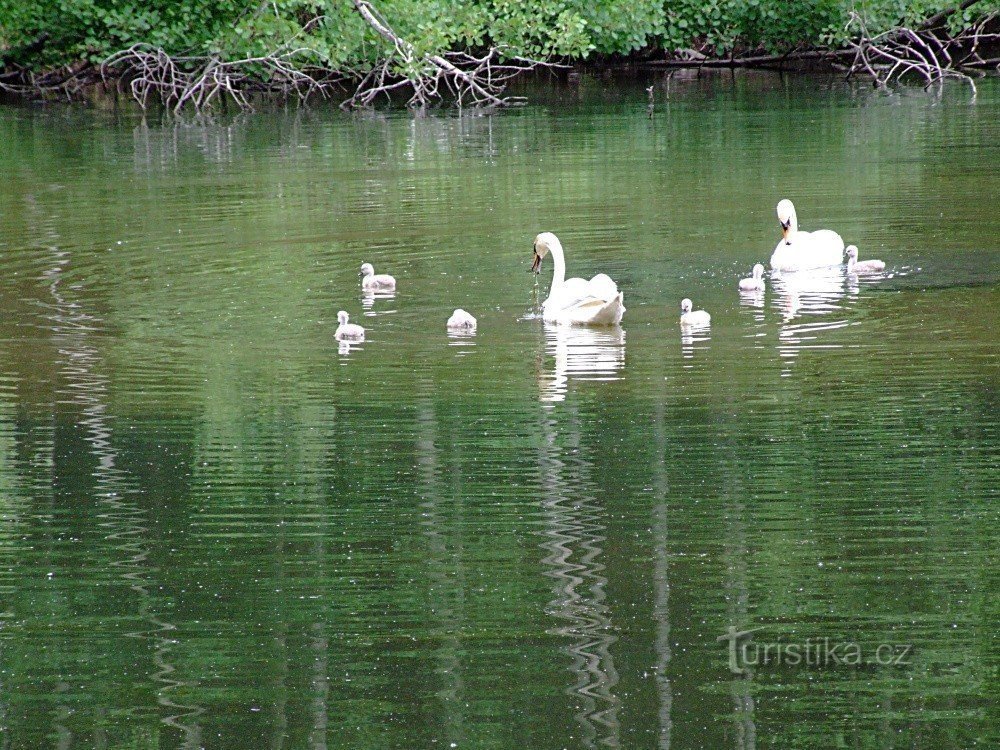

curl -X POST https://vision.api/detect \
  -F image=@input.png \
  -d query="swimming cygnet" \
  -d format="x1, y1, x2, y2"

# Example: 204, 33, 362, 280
680, 298, 711, 327
446, 308, 477, 331
739, 263, 766, 292
335, 311, 365, 341
360, 263, 397, 291
846, 245, 885, 274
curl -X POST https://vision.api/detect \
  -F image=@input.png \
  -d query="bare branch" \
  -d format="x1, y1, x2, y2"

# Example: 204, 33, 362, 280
345, 0, 556, 110
96, 43, 345, 113
842, 11, 979, 99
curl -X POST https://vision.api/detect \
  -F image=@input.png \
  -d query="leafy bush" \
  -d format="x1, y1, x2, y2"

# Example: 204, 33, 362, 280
1, 0, 998, 71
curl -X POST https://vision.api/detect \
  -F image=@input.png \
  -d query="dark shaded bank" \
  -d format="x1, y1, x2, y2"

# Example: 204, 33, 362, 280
1, 55, 995, 116
2, 5, 998, 111
0, 54, 834, 105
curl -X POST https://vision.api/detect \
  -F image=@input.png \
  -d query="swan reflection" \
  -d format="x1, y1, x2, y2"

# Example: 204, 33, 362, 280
739, 289, 768, 343
447, 327, 477, 353
771, 268, 850, 369
739, 289, 766, 306
540, 325, 625, 403
338, 340, 363, 356
361, 290, 397, 312
680, 324, 711, 361
770, 267, 847, 322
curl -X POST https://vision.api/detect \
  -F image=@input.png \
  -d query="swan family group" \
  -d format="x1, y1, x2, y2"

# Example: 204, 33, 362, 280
676, 198, 884, 327
334, 198, 885, 342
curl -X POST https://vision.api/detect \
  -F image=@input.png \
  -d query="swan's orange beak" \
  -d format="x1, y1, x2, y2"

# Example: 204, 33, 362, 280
531, 250, 541, 274
780, 218, 791, 244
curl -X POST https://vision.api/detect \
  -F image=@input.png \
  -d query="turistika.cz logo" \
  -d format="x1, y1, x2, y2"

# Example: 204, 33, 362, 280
717, 625, 914, 675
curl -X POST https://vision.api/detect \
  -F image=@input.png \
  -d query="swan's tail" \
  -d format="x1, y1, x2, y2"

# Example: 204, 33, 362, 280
585, 292, 625, 325
547, 292, 626, 326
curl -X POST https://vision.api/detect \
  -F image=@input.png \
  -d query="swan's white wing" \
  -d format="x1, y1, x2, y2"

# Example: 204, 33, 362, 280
543, 277, 595, 314
555, 296, 611, 315
544, 274, 618, 308
554, 296, 624, 325
771, 230, 844, 271
809, 230, 845, 261
544, 294, 624, 326
543, 271, 624, 325
588, 273, 619, 302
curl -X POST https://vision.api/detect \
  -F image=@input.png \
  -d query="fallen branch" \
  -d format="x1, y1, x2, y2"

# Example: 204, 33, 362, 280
643, 7, 998, 92
0, 60, 94, 100
100, 44, 346, 113
345, 0, 556, 109
648, 49, 847, 69
842, 11, 986, 97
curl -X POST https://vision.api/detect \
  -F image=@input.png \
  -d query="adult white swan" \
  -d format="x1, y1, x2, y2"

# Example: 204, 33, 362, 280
769, 199, 845, 272
531, 232, 625, 325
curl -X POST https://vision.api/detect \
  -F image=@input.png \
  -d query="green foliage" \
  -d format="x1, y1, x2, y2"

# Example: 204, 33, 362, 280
0, 0, 249, 65
1, 0, 999, 72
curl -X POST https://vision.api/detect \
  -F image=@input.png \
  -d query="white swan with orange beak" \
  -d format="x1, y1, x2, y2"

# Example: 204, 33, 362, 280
770, 199, 845, 272
531, 232, 625, 326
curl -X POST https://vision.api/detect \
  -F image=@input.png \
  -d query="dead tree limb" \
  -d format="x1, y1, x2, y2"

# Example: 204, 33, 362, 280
842, 11, 985, 97
345, 0, 556, 109
100, 44, 345, 113
644, 6, 998, 94
648, 49, 847, 69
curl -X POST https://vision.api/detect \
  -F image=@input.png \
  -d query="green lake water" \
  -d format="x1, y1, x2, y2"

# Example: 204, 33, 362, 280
0, 72, 997, 748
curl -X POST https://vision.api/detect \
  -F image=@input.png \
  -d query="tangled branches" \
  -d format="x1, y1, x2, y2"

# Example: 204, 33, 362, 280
1, 71, 69, 100
0, 58, 93, 101
102, 45, 342, 113
844, 8, 1000, 97
84, 0, 552, 113
345, 0, 554, 110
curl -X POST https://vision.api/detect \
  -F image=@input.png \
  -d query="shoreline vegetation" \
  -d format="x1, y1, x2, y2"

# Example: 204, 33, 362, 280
1, 1, 998, 111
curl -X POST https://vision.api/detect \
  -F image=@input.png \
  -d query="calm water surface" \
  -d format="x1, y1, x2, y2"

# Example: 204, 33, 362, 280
0, 72, 997, 749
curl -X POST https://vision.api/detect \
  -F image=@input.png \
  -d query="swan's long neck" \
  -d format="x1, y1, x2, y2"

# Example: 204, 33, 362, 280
549, 239, 566, 292
787, 208, 799, 237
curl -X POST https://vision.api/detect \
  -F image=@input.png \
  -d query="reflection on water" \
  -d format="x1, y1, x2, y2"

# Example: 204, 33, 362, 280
538, 412, 620, 748
738, 290, 767, 346
416, 397, 468, 749
361, 290, 397, 312
539, 325, 626, 403
0, 73, 997, 750
679, 328, 711, 361
770, 267, 847, 322
338, 340, 364, 356
738, 290, 765, 309
36, 201, 207, 746
770, 268, 852, 372
650, 404, 673, 750
446, 328, 477, 356
720, 469, 756, 750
